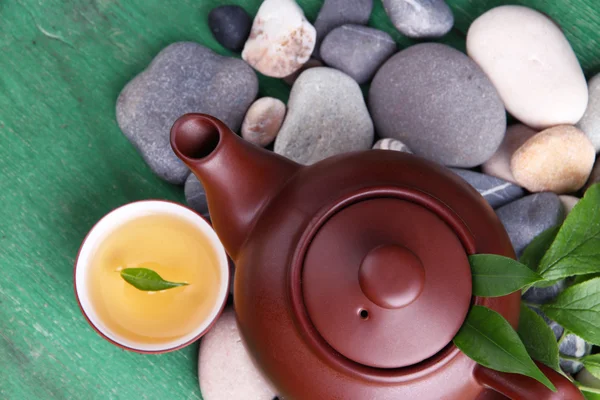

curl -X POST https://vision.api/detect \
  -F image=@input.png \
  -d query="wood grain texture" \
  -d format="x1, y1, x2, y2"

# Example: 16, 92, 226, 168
1, 0, 599, 399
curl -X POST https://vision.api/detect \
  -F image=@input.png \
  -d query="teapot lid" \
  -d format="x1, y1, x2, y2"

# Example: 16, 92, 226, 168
301, 193, 472, 369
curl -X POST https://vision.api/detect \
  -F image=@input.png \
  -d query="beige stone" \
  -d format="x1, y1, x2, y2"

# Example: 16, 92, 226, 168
241, 97, 286, 147
242, 0, 316, 78
511, 125, 595, 193
559, 195, 580, 215
482, 124, 537, 183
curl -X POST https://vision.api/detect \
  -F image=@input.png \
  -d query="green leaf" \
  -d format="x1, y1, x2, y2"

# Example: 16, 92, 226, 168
583, 355, 600, 381
453, 305, 556, 392
520, 225, 561, 272
469, 254, 544, 297
583, 391, 600, 400
538, 184, 600, 280
541, 278, 600, 346
120, 268, 189, 291
517, 304, 561, 372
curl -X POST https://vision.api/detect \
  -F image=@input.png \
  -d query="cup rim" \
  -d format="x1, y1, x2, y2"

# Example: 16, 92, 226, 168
73, 199, 230, 354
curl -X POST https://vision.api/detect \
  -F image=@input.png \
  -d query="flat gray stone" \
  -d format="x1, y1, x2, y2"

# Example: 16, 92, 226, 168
313, 0, 373, 58
320, 24, 396, 84
450, 169, 524, 209
369, 43, 506, 168
383, 0, 453, 38
184, 174, 209, 219
495, 193, 564, 257
117, 42, 258, 184
274, 67, 374, 164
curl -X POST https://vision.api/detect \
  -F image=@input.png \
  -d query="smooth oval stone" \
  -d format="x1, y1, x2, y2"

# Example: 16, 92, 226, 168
184, 174, 209, 219
578, 73, 600, 151
522, 280, 568, 306
369, 43, 506, 167
450, 169, 524, 209
208, 5, 252, 52
372, 138, 412, 153
242, 0, 316, 78
313, 0, 373, 59
241, 97, 286, 147
482, 124, 537, 184
559, 333, 592, 375
320, 25, 396, 84
116, 42, 258, 184
275, 67, 374, 164
559, 195, 580, 215
383, 0, 453, 38
199, 308, 276, 400
467, 5, 588, 129
511, 125, 595, 194
496, 193, 564, 257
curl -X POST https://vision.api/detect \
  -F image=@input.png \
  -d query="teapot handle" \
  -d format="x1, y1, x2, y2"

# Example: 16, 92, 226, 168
474, 362, 584, 400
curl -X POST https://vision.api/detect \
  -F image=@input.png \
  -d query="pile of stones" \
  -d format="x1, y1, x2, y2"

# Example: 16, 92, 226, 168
115, 1, 600, 398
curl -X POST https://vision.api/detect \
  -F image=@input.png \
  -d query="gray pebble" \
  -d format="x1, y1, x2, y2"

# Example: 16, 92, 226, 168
313, 0, 373, 59
208, 5, 252, 52
184, 174, 209, 219
274, 67, 374, 164
373, 138, 412, 153
383, 0, 454, 38
577, 73, 600, 151
522, 280, 569, 306
450, 169, 524, 209
320, 25, 396, 84
116, 42, 258, 184
369, 43, 506, 168
495, 193, 564, 257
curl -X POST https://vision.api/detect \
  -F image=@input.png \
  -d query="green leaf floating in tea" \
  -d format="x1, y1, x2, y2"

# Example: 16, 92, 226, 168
469, 254, 543, 297
517, 303, 561, 372
453, 305, 556, 392
120, 267, 189, 291
541, 277, 600, 346
537, 184, 600, 280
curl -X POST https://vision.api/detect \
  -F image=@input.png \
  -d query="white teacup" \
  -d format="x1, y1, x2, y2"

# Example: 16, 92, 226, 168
74, 200, 229, 353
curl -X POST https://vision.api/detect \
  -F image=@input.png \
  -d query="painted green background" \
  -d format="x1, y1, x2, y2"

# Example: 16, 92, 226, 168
1, 0, 599, 398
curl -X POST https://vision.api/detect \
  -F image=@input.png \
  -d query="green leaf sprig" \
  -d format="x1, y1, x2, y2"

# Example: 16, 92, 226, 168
120, 268, 189, 291
455, 184, 600, 392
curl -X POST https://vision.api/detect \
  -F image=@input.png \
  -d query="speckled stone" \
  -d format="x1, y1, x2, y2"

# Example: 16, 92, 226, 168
511, 125, 595, 194
242, 0, 316, 78
559, 333, 592, 374
241, 97, 286, 147
312, 0, 373, 59
184, 174, 209, 219
116, 42, 258, 184
369, 43, 506, 167
208, 5, 252, 52
383, 0, 454, 38
320, 25, 396, 84
199, 308, 277, 400
274, 67, 374, 164
467, 5, 588, 129
482, 124, 537, 184
578, 73, 600, 151
496, 193, 564, 257
372, 138, 412, 153
451, 169, 524, 209
559, 195, 580, 215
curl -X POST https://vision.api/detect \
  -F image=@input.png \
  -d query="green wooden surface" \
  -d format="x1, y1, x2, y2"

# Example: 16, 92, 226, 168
1, 0, 599, 399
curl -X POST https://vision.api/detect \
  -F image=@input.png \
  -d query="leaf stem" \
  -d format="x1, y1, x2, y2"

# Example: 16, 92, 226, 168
559, 354, 581, 362
521, 300, 541, 310
576, 383, 600, 394
557, 329, 569, 347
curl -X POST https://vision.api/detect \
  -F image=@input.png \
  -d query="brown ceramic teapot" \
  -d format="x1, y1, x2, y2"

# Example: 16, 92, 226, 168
170, 114, 583, 400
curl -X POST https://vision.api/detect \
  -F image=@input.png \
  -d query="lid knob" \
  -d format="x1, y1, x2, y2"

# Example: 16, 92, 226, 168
358, 245, 425, 309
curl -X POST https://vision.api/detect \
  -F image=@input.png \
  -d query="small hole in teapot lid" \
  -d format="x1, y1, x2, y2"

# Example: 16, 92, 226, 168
359, 309, 369, 320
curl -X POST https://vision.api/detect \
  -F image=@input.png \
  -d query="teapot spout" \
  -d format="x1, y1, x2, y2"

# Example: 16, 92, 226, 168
170, 113, 300, 259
